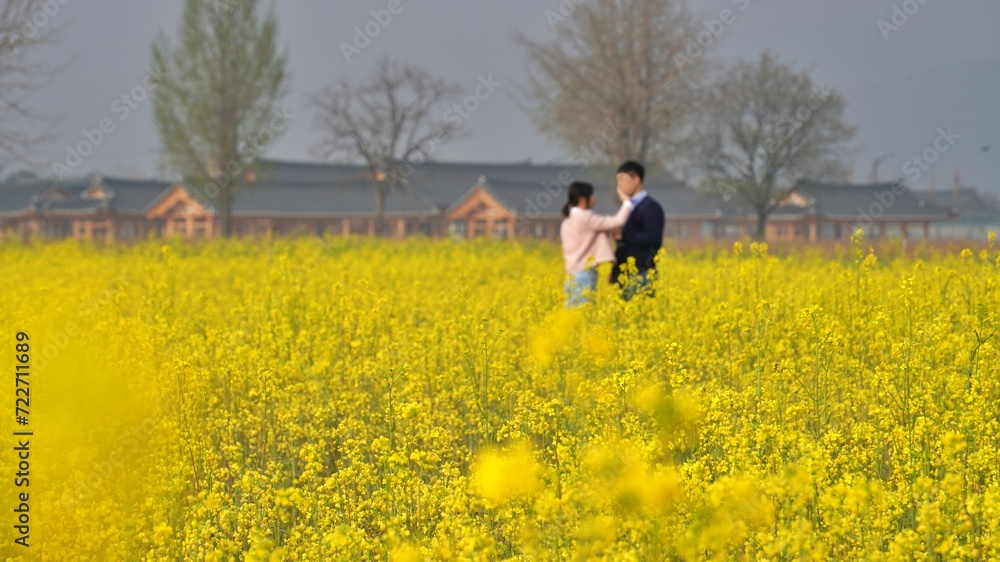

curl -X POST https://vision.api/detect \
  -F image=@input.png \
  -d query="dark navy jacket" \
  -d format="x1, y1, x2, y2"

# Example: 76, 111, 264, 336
612, 194, 665, 282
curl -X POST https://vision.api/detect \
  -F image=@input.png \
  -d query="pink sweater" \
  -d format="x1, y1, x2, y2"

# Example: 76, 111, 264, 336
560, 201, 634, 274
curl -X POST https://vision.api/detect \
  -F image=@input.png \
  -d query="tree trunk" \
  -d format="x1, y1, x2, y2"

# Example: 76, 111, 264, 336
375, 182, 386, 237
220, 182, 232, 237
219, 128, 239, 237
754, 212, 768, 241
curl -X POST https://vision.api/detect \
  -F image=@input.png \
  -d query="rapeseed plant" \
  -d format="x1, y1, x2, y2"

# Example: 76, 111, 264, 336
1, 234, 998, 560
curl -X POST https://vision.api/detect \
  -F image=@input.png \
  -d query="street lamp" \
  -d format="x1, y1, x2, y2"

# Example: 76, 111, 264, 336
871, 153, 896, 183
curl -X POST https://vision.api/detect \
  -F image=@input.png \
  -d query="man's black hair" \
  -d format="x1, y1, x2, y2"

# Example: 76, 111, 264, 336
617, 161, 645, 182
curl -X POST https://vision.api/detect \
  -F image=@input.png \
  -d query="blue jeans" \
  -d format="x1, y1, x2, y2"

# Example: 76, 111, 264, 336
564, 268, 598, 308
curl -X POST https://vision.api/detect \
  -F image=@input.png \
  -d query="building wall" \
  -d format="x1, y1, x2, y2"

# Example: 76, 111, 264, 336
0, 214, 156, 243
446, 189, 518, 240
0, 197, 959, 245
215, 216, 447, 239
929, 222, 1000, 241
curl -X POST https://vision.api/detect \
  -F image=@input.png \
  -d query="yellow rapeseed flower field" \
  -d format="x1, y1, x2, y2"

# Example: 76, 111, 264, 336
1, 234, 998, 560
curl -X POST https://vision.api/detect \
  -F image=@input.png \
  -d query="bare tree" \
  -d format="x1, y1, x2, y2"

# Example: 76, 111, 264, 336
151, 0, 289, 236
517, 0, 705, 169
0, 0, 62, 160
313, 57, 463, 235
694, 52, 856, 239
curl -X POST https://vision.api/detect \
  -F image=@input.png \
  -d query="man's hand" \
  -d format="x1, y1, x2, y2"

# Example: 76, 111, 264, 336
611, 228, 622, 241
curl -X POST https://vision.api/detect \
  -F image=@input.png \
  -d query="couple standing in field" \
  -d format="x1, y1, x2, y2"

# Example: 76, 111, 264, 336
560, 161, 665, 307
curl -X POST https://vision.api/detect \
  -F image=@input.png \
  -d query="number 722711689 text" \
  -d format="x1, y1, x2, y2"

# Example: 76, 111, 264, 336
15, 332, 30, 426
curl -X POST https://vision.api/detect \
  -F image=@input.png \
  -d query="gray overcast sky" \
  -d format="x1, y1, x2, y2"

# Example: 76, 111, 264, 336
10, 0, 1000, 194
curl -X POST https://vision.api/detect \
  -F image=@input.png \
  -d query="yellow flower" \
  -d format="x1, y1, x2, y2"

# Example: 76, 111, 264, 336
471, 442, 543, 506
390, 544, 422, 562
529, 307, 585, 365
8, 236, 1000, 559
851, 228, 865, 245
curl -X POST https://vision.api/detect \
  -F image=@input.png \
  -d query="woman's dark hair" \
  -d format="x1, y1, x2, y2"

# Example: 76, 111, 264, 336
562, 182, 595, 217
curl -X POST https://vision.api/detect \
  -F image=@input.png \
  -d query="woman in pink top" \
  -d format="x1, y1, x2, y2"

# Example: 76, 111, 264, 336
560, 182, 633, 307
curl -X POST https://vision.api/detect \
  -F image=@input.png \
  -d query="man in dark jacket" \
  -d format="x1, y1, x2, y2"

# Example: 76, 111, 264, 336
611, 161, 664, 299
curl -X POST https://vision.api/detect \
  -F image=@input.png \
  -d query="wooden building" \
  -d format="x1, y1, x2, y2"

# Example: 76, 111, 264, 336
680, 180, 955, 243
0, 161, 965, 244
916, 188, 1000, 241
0, 175, 173, 243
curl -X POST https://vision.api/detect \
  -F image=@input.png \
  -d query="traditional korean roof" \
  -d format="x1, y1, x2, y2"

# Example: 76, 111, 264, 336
773, 180, 954, 221
1, 175, 174, 217
0, 180, 53, 217
230, 181, 439, 218
913, 188, 1000, 224
256, 159, 685, 218
0, 163, 971, 225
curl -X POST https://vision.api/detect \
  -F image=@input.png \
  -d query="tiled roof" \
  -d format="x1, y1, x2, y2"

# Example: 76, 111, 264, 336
38, 176, 173, 216
913, 188, 1000, 224
658, 189, 727, 219
255, 159, 685, 217
569, 184, 724, 219
104, 178, 176, 213
2, 164, 963, 224
230, 181, 439, 218
253, 160, 372, 185
779, 180, 953, 220
0, 180, 52, 217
